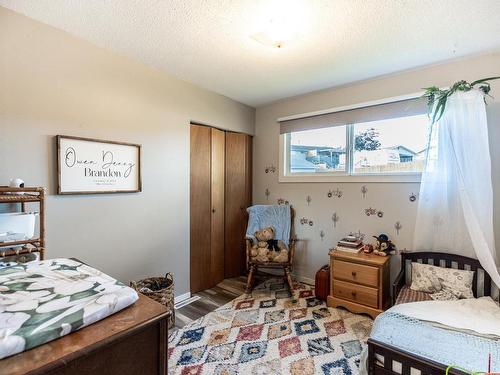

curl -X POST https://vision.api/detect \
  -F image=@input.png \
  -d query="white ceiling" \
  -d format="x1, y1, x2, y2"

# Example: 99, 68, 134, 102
2, 0, 500, 107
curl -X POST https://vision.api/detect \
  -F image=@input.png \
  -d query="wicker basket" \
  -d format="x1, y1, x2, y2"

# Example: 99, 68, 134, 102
130, 273, 175, 329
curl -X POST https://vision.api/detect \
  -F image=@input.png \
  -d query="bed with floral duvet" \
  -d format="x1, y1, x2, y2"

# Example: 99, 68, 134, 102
0, 258, 138, 359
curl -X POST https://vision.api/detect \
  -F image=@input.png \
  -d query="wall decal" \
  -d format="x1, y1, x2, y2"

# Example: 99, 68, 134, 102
306, 195, 312, 206
265, 188, 270, 200
409, 193, 417, 202
300, 217, 314, 226
394, 221, 402, 235
365, 207, 384, 218
320, 230, 325, 241
277, 198, 289, 205
365, 207, 377, 216
265, 165, 276, 174
327, 188, 343, 198
331, 212, 339, 228
56, 135, 141, 195
361, 185, 368, 198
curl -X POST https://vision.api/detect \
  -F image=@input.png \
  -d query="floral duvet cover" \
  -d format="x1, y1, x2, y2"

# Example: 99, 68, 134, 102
0, 258, 138, 359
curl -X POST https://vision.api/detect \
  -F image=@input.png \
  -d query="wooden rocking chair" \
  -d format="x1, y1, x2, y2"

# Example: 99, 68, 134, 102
244, 207, 296, 294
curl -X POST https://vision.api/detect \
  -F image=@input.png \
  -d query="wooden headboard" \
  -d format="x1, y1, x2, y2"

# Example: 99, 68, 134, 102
395, 251, 493, 298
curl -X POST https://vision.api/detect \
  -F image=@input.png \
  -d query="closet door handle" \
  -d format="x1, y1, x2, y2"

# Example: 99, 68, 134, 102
212, 208, 216, 213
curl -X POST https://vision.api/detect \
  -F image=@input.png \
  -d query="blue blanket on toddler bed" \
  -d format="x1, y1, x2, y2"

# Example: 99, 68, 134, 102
370, 312, 500, 373
246, 205, 291, 247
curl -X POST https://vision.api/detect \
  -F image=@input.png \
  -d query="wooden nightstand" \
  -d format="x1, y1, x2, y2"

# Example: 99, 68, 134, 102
327, 250, 391, 319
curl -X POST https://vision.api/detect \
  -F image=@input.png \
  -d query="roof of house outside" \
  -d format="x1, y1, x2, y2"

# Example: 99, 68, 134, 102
290, 151, 317, 171
383, 145, 417, 156
291, 145, 345, 154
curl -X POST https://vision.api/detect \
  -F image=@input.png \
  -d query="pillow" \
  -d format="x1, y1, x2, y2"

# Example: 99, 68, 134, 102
438, 267, 475, 299
410, 263, 475, 299
410, 263, 442, 293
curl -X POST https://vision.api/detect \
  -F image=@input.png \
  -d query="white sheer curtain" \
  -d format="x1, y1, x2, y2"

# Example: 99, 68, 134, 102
413, 89, 500, 287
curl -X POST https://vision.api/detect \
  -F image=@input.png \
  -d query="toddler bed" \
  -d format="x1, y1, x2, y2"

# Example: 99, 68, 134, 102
366, 252, 499, 375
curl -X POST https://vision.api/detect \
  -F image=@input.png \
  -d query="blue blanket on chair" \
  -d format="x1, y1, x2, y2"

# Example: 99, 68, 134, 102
246, 205, 291, 247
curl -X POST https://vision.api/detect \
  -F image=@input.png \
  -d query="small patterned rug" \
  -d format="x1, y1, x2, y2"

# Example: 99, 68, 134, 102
168, 279, 373, 374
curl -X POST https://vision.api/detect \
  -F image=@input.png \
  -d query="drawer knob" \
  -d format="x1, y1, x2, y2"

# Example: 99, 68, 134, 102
351, 271, 357, 277
351, 291, 357, 297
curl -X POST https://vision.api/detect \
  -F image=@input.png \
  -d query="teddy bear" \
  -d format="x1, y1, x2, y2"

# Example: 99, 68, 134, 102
250, 227, 289, 263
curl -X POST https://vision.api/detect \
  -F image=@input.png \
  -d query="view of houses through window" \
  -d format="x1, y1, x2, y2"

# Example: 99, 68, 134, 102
288, 114, 429, 175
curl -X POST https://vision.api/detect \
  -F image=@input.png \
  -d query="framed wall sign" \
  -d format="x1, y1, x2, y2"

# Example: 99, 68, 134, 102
56, 135, 142, 194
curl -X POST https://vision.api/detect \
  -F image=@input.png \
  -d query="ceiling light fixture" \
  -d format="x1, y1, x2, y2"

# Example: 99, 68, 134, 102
250, 1, 305, 49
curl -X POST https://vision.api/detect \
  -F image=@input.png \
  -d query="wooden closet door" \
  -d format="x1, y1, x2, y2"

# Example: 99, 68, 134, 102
225, 133, 252, 278
210, 128, 225, 286
190, 124, 212, 293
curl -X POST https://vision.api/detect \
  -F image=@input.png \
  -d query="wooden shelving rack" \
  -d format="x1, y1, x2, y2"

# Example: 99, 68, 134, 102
0, 186, 45, 260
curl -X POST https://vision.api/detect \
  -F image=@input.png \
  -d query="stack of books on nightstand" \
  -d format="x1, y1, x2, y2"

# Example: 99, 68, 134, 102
335, 236, 363, 253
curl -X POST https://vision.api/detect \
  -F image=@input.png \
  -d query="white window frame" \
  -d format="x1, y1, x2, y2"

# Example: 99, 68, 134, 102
278, 93, 425, 183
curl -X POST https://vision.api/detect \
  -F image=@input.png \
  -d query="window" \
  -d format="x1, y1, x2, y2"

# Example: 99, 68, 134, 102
352, 115, 428, 174
279, 96, 429, 182
289, 126, 347, 173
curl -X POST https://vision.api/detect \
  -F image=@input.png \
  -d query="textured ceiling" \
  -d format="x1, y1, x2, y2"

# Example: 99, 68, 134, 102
2, 0, 500, 106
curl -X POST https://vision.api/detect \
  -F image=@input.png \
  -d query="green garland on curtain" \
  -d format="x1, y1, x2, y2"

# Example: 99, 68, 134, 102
422, 77, 500, 123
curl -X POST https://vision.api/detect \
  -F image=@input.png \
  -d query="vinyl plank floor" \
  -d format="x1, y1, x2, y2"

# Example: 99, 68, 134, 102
172, 276, 246, 332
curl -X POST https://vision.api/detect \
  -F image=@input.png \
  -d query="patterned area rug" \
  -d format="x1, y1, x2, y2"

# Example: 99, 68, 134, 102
168, 279, 373, 374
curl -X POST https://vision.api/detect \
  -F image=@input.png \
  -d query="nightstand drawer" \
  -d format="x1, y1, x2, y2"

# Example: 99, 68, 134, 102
333, 280, 378, 308
333, 260, 379, 287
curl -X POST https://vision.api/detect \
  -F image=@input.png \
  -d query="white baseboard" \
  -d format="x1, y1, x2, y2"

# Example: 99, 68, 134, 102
174, 292, 191, 305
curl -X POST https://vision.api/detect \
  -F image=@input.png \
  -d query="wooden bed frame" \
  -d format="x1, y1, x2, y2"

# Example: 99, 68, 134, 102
368, 251, 494, 375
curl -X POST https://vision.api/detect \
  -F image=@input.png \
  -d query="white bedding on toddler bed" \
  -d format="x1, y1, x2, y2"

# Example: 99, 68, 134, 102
388, 296, 500, 339
360, 297, 500, 375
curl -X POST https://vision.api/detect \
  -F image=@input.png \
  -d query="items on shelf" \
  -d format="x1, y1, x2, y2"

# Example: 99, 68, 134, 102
334, 235, 364, 254
0, 186, 45, 260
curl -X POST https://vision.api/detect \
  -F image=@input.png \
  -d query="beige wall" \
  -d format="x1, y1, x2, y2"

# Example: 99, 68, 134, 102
254, 53, 500, 284
0, 6, 255, 297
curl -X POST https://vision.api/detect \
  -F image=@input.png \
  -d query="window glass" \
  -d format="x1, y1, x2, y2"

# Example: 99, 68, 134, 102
289, 126, 347, 173
353, 114, 429, 174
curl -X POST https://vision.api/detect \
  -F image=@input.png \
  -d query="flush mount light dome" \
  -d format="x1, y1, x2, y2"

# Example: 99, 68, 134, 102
250, 1, 306, 49
251, 31, 286, 49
